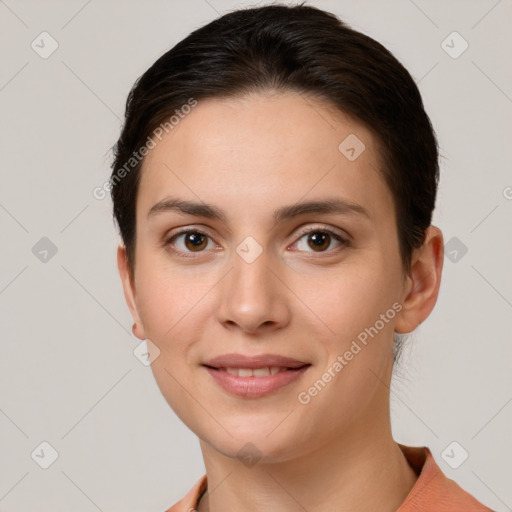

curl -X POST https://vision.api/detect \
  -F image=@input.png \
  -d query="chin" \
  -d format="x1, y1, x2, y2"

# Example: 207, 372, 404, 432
198, 419, 309, 466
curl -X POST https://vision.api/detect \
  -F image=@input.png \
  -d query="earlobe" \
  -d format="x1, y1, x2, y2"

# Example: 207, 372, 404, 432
395, 226, 444, 334
117, 244, 146, 340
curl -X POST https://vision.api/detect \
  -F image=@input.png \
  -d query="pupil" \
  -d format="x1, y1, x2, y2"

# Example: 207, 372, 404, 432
309, 232, 329, 251
186, 233, 206, 251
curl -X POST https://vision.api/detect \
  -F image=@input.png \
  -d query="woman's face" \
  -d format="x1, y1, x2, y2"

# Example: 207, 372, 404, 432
119, 92, 414, 462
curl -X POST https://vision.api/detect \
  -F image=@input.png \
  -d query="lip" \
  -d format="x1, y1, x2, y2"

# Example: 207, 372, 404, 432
204, 366, 310, 398
202, 353, 309, 369
202, 353, 311, 399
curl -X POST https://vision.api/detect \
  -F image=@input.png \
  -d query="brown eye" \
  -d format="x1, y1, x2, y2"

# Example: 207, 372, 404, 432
167, 230, 215, 255
183, 232, 208, 251
293, 228, 349, 254
307, 232, 331, 251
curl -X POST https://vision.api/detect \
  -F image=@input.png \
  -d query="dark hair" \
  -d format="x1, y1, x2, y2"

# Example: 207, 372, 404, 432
110, 3, 439, 279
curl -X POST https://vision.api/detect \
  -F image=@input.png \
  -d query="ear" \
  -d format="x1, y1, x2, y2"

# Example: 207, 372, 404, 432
395, 226, 444, 334
117, 244, 146, 340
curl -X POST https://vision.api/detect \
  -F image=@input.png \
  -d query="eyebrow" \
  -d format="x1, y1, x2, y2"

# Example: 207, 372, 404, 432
147, 197, 371, 223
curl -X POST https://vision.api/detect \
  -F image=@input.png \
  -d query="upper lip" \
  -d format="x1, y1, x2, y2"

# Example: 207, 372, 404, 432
202, 353, 310, 369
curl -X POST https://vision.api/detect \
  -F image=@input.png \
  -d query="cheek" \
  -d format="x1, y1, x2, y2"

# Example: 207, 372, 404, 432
292, 267, 400, 428
299, 257, 401, 349
134, 269, 208, 420
137, 275, 203, 341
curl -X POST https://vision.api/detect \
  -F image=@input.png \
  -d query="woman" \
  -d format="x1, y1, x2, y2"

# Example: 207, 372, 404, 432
111, 4, 493, 511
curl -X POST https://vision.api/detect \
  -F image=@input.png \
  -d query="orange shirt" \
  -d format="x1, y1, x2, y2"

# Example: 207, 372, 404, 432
166, 444, 493, 511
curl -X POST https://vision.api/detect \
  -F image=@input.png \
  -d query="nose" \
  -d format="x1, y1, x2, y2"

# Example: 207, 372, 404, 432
215, 247, 291, 335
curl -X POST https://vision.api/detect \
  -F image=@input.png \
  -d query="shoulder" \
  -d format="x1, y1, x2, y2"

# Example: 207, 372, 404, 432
164, 474, 207, 512
398, 445, 494, 511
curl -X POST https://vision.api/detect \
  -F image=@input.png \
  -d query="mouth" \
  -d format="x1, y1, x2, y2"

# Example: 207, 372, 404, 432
202, 352, 310, 370
202, 357, 311, 398
203, 365, 309, 376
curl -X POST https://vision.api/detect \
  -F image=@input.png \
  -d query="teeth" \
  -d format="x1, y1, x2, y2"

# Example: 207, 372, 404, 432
223, 367, 285, 377
253, 367, 270, 377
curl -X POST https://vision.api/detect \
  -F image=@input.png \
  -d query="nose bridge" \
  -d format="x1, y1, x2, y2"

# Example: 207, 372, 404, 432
216, 239, 289, 332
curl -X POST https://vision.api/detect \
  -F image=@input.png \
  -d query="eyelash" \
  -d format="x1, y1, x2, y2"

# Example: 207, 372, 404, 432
164, 226, 350, 259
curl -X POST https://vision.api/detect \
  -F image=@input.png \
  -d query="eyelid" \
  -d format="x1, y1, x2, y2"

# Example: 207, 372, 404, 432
292, 223, 351, 243
165, 225, 213, 239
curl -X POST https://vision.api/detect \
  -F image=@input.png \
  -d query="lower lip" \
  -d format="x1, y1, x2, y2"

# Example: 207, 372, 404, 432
203, 366, 310, 398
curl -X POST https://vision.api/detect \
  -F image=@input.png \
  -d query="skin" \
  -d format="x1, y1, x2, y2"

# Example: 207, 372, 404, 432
117, 91, 444, 512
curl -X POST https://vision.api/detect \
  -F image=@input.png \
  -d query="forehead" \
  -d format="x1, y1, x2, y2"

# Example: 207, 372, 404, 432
137, 92, 392, 223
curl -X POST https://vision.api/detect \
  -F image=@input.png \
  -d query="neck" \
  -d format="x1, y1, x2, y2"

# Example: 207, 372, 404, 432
196, 418, 417, 512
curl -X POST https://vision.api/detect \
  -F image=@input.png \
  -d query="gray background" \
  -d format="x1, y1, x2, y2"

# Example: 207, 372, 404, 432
1, 0, 511, 511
